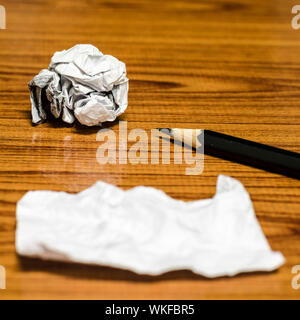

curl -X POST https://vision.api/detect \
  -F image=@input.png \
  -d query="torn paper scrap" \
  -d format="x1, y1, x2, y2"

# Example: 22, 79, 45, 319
15, 175, 284, 277
28, 44, 129, 126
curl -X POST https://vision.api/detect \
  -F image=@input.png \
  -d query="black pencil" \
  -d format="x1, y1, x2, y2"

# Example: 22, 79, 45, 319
157, 128, 300, 180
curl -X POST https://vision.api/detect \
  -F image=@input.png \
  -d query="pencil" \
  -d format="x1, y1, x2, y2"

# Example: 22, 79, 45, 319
157, 128, 300, 180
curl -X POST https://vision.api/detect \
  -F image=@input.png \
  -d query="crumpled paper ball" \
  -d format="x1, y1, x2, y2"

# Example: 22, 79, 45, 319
28, 44, 129, 126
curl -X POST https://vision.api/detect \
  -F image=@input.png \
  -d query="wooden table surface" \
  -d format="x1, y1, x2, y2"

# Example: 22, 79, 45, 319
0, 0, 300, 300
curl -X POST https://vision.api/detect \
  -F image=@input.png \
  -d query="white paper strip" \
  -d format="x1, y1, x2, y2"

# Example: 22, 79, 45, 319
16, 175, 284, 277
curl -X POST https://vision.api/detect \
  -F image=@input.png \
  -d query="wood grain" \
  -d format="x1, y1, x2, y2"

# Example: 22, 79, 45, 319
0, 0, 300, 299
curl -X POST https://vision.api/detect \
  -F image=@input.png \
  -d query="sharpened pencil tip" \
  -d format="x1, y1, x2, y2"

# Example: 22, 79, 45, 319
156, 128, 172, 135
